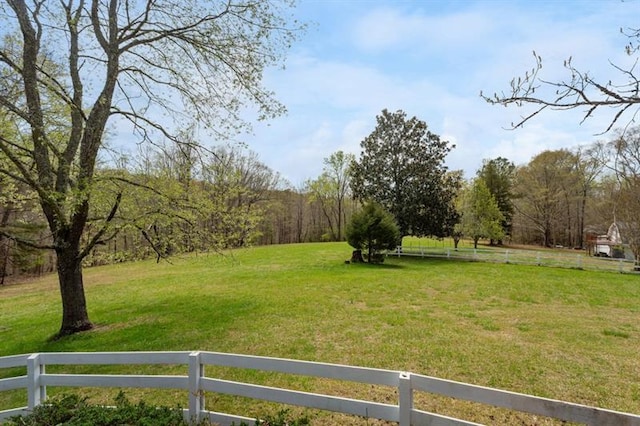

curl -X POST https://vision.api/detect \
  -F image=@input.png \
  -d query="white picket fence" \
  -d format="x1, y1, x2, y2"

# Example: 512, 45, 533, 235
1, 351, 639, 425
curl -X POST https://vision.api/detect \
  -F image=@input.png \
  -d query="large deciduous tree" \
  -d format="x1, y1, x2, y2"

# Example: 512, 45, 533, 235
0, 0, 300, 336
351, 109, 459, 238
306, 150, 355, 241
606, 127, 640, 262
513, 149, 586, 247
203, 144, 282, 248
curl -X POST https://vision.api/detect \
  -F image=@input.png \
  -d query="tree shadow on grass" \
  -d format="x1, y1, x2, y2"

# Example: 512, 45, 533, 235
386, 256, 473, 267
39, 296, 261, 352
347, 261, 404, 269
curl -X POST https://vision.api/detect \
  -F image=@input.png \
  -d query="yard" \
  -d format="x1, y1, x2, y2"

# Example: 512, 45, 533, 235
1, 242, 639, 424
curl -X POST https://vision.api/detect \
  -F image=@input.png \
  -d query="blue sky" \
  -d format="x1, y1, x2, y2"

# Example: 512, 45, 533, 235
240, 0, 640, 185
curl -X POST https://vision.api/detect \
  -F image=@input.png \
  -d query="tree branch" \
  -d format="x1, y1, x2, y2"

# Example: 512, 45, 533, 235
483, 49, 640, 133
79, 191, 122, 259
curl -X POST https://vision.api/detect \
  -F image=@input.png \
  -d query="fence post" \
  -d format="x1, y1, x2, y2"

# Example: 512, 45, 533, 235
576, 255, 582, 269
398, 372, 411, 426
27, 353, 45, 409
189, 351, 204, 422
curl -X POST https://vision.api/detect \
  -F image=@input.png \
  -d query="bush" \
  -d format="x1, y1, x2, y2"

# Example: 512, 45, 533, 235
6, 393, 312, 426
232, 409, 311, 426
5, 392, 207, 426
346, 202, 400, 263
234, 409, 310, 426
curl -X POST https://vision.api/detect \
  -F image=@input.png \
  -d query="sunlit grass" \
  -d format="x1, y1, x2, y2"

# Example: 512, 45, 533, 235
1, 242, 639, 424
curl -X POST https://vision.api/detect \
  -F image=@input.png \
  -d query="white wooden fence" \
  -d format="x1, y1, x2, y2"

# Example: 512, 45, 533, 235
393, 246, 639, 273
1, 351, 639, 425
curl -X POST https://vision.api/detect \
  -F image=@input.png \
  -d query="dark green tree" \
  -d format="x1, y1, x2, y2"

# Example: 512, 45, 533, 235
346, 202, 399, 263
351, 109, 459, 237
476, 157, 515, 244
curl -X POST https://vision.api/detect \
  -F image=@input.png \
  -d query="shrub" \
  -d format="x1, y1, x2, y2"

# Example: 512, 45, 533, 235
6, 393, 312, 426
5, 392, 207, 426
234, 409, 310, 426
346, 202, 400, 263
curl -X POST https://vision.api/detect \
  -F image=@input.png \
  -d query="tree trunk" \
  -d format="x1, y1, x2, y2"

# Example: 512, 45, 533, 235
350, 249, 364, 263
578, 190, 587, 248
453, 236, 460, 250
56, 248, 92, 336
0, 238, 9, 286
0, 203, 13, 285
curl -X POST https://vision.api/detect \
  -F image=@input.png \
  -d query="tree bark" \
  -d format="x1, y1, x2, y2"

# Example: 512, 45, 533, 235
56, 247, 92, 336
350, 249, 364, 263
0, 203, 13, 285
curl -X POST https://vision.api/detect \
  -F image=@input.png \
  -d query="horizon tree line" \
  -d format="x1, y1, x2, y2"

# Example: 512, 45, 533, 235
5, 115, 640, 283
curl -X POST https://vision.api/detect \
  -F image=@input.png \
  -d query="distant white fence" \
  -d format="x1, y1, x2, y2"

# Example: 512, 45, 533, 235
1, 351, 639, 425
393, 246, 638, 273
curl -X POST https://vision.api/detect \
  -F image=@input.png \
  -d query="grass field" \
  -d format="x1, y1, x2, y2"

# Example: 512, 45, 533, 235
1, 242, 639, 424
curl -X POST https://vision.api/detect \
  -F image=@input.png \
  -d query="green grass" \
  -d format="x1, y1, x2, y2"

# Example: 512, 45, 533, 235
1, 242, 640, 424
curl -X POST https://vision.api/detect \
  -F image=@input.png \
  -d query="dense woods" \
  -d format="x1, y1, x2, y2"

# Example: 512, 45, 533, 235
0, 145, 360, 281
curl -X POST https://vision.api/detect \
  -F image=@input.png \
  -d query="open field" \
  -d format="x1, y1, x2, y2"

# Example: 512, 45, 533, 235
1, 242, 639, 424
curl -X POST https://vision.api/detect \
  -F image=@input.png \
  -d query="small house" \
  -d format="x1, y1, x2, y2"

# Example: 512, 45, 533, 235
586, 222, 627, 258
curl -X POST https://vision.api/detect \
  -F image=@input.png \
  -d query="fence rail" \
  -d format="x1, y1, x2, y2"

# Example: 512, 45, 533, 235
392, 246, 639, 273
1, 351, 639, 425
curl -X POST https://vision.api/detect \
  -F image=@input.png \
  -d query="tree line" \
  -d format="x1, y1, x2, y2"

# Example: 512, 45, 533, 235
343, 109, 640, 262
0, 142, 360, 281
5, 109, 640, 279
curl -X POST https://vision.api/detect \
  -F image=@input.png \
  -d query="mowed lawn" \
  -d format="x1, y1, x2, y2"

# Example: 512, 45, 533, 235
1, 242, 639, 424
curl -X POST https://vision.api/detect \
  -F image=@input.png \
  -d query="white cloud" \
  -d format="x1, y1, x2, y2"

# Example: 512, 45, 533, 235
244, 1, 640, 184
352, 6, 494, 54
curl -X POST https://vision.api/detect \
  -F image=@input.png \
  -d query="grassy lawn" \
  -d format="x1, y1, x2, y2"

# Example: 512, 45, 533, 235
1, 242, 639, 424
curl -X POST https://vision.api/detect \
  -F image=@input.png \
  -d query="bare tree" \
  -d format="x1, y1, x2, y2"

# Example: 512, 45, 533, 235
306, 151, 355, 241
607, 127, 640, 262
482, 29, 640, 133
0, 0, 301, 336
512, 150, 578, 247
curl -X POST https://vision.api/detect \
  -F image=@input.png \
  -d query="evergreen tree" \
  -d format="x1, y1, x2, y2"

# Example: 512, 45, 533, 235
351, 109, 459, 237
477, 157, 515, 244
346, 202, 399, 263
458, 179, 504, 249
